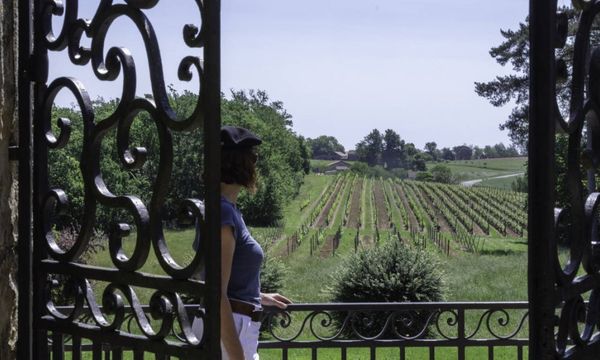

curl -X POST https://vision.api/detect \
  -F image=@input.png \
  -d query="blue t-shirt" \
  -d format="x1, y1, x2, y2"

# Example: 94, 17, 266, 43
193, 197, 264, 305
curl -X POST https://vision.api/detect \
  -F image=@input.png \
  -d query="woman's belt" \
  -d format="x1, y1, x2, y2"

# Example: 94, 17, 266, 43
229, 298, 263, 322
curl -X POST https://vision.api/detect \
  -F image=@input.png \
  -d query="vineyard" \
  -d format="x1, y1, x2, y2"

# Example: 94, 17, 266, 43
277, 173, 527, 258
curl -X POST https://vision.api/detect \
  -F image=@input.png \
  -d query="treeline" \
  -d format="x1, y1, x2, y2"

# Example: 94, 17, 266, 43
354, 129, 429, 171
424, 142, 521, 161
49, 89, 309, 231
306, 129, 522, 165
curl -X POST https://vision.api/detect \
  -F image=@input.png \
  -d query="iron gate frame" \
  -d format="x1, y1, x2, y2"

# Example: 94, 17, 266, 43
16, 1, 223, 359
529, 0, 600, 359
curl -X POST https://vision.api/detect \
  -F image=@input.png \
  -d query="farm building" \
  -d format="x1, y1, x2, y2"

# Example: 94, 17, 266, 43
314, 151, 348, 160
324, 160, 352, 173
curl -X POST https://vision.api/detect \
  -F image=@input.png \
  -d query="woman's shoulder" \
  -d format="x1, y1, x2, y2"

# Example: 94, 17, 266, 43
221, 198, 241, 224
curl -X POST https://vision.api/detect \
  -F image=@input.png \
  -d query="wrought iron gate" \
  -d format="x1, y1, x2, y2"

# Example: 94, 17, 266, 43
529, 0, 600, 359
17, 1, 222, 359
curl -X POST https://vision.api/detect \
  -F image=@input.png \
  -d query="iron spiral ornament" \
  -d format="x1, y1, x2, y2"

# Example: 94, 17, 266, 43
34, 0, 220, 357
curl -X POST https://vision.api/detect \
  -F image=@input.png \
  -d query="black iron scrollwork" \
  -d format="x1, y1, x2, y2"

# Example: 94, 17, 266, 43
37, 0, 214, 356
551, 1, 600, 357
260, 303, 528, 345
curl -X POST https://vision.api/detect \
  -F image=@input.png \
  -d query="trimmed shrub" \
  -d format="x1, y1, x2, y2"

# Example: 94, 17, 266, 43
260, 253, 287, 295
259, 252, 287, 336
329, 241, 444, 338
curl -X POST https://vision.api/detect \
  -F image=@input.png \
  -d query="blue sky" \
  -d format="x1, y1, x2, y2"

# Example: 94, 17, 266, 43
50, 1, 553, 151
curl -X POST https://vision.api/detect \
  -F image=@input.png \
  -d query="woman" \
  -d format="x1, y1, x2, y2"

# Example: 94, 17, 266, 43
215, 126, 291, 360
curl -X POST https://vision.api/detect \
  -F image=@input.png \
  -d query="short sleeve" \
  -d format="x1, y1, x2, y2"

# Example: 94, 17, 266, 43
221, 201, 237, 238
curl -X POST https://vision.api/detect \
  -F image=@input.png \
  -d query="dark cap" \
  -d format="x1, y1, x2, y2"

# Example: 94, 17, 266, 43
221, 126, 262, 149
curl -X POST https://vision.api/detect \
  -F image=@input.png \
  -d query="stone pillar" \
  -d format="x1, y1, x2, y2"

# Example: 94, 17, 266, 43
0, 0, 19, 359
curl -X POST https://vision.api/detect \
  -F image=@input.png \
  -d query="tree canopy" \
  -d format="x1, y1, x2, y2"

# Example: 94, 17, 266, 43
306, 135, 344, 159
49, 89, 309, 230
474, 5, 599, 149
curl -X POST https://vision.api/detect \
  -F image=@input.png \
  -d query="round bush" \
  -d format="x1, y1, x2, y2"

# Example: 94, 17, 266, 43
329, 241, 444, 338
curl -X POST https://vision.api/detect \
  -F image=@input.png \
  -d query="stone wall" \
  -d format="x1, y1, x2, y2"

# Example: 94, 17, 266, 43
0, 0, 19, 359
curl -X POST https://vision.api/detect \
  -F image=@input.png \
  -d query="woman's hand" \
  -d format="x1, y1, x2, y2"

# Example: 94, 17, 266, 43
260, 293, 292, 309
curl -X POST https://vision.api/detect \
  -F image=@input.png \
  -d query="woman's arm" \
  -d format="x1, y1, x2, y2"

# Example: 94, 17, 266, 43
221, 226, 245, 360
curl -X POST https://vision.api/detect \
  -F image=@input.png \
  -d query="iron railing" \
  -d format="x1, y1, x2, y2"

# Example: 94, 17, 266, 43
52, 301, 529, 359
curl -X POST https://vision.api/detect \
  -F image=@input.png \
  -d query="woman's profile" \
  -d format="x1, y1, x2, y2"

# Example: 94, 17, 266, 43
193, 126, 291, 360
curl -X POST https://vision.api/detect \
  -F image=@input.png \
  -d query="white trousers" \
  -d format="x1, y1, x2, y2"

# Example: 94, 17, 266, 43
192, 312, 260, 360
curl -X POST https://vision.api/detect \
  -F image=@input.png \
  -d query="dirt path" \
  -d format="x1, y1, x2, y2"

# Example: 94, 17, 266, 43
396, 184, 420, 231
319, 235, 335, 257
472, 222, 486, 236
373, 180, 390, 229
347, 179, 363, 228
460, 172, 524, 187
505, 227, 520, 238
314, 179, 343, 228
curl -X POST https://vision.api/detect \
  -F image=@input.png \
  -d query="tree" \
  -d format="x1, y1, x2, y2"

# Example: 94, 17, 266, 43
298, 136, 311, 174
472, 146, 484, 159
412, 153, 427, 171
306, 135, 345, 158
452, 145, 473, 161
430, 165, 453, 184
382, 129, 404, 169
49, 89, 308, 228
474, 6, 596, 149
483, 145, 497, 159
441, 147, 455, 161
356, 129, 384, 166
424, 142, 439, 161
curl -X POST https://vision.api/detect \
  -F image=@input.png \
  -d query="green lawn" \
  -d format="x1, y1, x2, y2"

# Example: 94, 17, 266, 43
476, 175, 524, 190
84, 169, 530, 360
428, 157, 526, 182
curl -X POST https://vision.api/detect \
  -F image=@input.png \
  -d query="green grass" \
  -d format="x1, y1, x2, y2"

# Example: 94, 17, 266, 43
282, 174, 334, 234
84, 168, 531, 360
429, 157, 526, 182
259, 346, 528, 360
476, 175, 524, 190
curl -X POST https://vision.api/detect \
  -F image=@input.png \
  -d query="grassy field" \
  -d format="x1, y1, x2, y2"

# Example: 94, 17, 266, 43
429, 157, 526, 182
84, 169, 529, 359
476, 175, 524, 190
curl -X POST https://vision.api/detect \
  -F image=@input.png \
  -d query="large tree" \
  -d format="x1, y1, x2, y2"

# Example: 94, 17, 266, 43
424, 142, 439, 161
306, 135, 345, 158
382, 129, 405, 169
474, 5, 599, 149
356, 129, 384, 166
453, 145, 473, 161
441, 147, 455, 161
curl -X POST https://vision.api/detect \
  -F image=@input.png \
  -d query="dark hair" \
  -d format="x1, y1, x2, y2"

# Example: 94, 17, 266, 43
221, 148, 258, 191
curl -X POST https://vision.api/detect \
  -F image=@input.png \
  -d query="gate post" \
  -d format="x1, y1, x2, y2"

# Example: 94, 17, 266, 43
528, 0, 557, 359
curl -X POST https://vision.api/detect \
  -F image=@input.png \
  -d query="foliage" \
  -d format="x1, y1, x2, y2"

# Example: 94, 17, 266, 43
354, 128, 431, 171
350, 162, 394, 178
49, 89, 308, 229
355, 129, 384, 166
430, 165, 454, 184
415, 172, 433, 182
441, 147, 455, 161
329, 241, 444, 338
260, 252, 287, 295
511, 176, 528, 193
306, 135, 344, 158
474, 5, 600, 150
452, 145, 473, 161
424, 142, 440, 161
383, 129, 405, 168
50, 227, 106, 305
